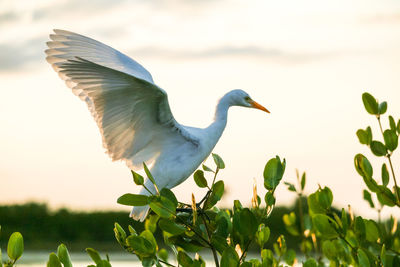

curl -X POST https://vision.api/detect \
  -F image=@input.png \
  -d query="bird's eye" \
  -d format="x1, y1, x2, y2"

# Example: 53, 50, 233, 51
245, 96, 251, 101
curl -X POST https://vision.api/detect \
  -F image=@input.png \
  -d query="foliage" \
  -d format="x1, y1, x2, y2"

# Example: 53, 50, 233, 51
1, 92, 400, 266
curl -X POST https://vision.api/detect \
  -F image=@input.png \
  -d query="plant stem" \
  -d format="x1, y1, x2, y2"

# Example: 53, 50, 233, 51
239, 240, 252, 263
159, 259, 176, 267
377, 117, 400, 203
200, 213, 219, 267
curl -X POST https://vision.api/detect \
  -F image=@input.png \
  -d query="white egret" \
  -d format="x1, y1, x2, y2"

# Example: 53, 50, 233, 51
45, 29, 269, 221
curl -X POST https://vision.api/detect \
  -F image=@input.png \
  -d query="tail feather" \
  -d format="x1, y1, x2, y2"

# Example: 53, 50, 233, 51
130, 205, 150, 222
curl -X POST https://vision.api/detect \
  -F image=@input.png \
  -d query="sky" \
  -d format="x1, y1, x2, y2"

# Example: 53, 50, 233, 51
1, 0, 400, 219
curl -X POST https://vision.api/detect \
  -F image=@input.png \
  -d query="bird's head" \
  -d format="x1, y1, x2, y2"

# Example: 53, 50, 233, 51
228, 89, 270, 113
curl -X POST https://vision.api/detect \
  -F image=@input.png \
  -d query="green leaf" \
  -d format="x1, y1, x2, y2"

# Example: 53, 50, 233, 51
357, 248, 370, 267
397, 119, 400, 134
194, 170, 208, 188
149, 196, 176, 218
303, 258, 318, 267
264, 192, 275, 206
202, 164, 214, 173
312, 214, 338, 239
357, 129, 369, 145
114, 222, 127, 245
263, 156, 285, 190
57, 244, 72, 267
377, 186, 396, 207
47, 253, 62, 267
362, 92, 379, 115
301, 172, 306, 190
160, 188, 178, 208
177, 251, 193, 266
389, 116, 396, 131
158, 248, 168, 262
126, 235, 154, 257
317, 187, 333, 209
354, 154, 373, 178
145, 214, 159, 233
238, 208, 258, 238
379, 101, 387, 114
307, 192, 325, 215
159, 219, 186, 235
382, 163, 389, 187
205, 180, 224, 208
131, 170, 144, 185
341, 208, 348, 233
284, 249, 296, 265
354, 216, 366, 240
381, 244, 386, 267
284, 182, 296, 192
140, 230, 157, 254
322, 240, 337, 260
365, 220, 379, 242
370, 140, 387, 156
117, 193, 149, 206
211, 235, 229, 254
383, 129, 398, 151
7, 232, 24, 261
255, 224, 270, 248
212, 153, 225, 169
143, 162, 159, 193
363, 190, 375, 208
86, 248, 102, 264
220, 247, 239, 267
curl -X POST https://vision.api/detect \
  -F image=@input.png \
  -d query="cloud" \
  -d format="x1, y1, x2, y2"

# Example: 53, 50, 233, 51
0, 37, 46, 71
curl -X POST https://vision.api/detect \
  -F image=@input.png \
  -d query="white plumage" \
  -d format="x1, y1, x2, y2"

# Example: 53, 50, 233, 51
45, 29, 269, 221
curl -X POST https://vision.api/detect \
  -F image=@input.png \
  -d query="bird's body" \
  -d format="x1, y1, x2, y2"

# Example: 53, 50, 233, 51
46, 29, 269, 221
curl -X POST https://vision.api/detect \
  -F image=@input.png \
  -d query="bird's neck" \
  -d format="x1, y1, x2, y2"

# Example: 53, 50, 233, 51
204, 94, 231, 145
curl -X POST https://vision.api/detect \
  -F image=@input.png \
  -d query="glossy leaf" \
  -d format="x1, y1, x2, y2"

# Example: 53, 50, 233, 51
357, 129, 369, 145
7, 232, 23, 261
57, 244, 72, 267
354, 154, 373, 178
365, 220, 379, 242
376, 186, 396, 207
126, 235, 154, 257
322, 240, 336, 260
202, 164, 214, 173
47, 253, 62, 267
363, 190, 374, 208
149, 196, 176, 218
131, 170, 144, 185
379, 101, 387, 114
212, 153, 225, 169
389, 116, 396, 131
303, 258, 318, 267
177, 251, 193, 266
264, 156, 285, 190
159, 219, 186, 235
220, 247, 239, 267
383, 129, 398, 151
317, 187, 333, 209
312, 214, 338, 239
284, 182, 296, 192
145, 214, 159, 233
264, 192, 275, 206
160, 188, 178, 208
117, 193, 149, 206
143, 162, 159, 193
382, 163, 389, 187
362, 92, 379, 115
255, 224, 270, 248
86, 248, 102, 264
194, 170, 208, 188
205, 180, 224, 208
284, 249, 296, 265
301, 172, 306, 190
357, 248, 370, 267
370, 140, 387, 156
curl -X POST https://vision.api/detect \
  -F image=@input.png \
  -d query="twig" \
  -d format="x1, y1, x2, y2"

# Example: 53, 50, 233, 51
200, 213, 219, 267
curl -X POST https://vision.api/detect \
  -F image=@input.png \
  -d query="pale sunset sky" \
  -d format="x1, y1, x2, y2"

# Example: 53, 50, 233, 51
1, 0, 400, 219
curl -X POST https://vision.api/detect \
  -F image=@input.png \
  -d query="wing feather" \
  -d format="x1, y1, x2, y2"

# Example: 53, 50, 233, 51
46, 30, 199, 169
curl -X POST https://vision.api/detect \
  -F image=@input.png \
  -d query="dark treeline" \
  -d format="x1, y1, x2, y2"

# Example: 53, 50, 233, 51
0, 199, 311, 251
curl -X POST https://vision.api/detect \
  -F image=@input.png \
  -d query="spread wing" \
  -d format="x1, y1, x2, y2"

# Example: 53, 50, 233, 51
45, 29, 199, 169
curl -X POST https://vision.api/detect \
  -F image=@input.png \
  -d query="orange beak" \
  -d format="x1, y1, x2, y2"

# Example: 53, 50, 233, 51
250, 100, 270, 113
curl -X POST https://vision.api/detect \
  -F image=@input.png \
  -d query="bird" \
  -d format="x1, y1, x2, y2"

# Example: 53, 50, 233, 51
45, 29, 269, 221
